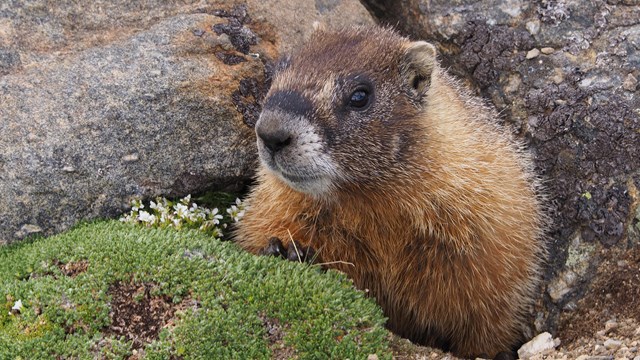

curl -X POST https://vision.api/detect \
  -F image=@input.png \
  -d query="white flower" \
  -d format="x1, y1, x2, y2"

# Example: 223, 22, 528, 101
138, 211, 156, 224
159, 213, 169, 224
180, 194, 192, 205
10, 300, 23, 315
187, 213, 198, 222
158, 203, 168, 213
226, 198, 246, 222
208, 208, 223, 225
209, 226, 223, 238
158, 197, 170, 208
131, 199, 144, 212
174, 203, 188, 219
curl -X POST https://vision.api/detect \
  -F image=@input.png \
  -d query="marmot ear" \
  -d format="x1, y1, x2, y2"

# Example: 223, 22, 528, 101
402, 41, 437, 99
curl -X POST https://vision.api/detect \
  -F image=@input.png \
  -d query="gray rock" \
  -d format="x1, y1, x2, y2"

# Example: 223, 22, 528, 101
0, 13, 258, 244
526, 48, 541, 59
0, 0, 374, 72
604, 338, 622, 350
517, 332, 557, 359
540, 47, 555, 54
547, 233, 597, 302
0, 1, 374, 244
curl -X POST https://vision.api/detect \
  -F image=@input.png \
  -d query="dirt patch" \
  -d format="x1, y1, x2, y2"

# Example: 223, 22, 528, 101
57, 260, 89, 277
389, 335, 447, 359
107, 281, 180, 350
259, 313, 295, 360
557, 248, 640, 344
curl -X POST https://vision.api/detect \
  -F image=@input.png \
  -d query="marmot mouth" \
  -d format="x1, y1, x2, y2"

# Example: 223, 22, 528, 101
279, 171, 322, 183
274, 169, 333, 195
260, 153, 335, 195
265, 158, 323, 184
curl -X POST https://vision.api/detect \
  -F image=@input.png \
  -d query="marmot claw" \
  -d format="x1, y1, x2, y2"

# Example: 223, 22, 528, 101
260, 237, 316, 264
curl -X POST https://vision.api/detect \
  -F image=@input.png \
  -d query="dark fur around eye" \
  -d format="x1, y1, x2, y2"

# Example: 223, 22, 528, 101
348, 86, 372, 110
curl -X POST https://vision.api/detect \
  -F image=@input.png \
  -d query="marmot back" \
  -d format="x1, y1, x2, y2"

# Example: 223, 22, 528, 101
235, 26, 546, 358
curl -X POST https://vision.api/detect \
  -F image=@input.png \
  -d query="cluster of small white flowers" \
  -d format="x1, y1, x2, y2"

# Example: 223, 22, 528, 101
120, 195, 245, 239
226, 198, 246, 223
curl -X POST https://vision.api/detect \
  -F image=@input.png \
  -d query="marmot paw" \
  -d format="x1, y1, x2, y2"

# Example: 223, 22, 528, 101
260, 237, 316, 263
260, 237, 288, 258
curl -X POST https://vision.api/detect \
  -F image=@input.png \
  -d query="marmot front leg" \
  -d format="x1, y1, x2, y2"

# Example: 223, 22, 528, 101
260, 237, 317, 263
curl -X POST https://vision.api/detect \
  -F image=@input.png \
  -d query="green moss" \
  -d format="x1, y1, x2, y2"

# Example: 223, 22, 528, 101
0, 221, 390, 359
194, 191, 242, 211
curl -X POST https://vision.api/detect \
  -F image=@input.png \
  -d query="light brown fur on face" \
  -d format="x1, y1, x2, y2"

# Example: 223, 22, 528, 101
234, 26, 546, 358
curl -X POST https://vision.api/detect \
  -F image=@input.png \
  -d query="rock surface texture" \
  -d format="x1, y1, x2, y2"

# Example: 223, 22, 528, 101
0, 0, 374, 244
361, 0, 640, 355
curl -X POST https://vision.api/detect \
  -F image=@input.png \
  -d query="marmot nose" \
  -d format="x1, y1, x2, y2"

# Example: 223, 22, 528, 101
257, 128, 292, 154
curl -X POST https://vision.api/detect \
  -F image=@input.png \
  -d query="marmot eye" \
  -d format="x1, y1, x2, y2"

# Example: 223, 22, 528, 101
348, 89, 370, 109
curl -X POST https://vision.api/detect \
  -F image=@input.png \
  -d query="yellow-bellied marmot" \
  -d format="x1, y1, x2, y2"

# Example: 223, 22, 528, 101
234, 26, 546, 358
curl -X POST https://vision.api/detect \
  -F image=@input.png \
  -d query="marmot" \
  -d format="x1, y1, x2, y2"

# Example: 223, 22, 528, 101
234, 26, 545, 358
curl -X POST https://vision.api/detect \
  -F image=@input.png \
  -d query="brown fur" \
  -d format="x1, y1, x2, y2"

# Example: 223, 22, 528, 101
234, 27, 545, 358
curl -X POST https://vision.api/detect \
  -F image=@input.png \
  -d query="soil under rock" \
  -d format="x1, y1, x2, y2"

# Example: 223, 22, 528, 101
553, 248, 640, 359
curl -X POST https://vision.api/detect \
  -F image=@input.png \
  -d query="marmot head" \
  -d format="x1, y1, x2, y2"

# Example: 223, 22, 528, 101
255, 27, 437, 197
